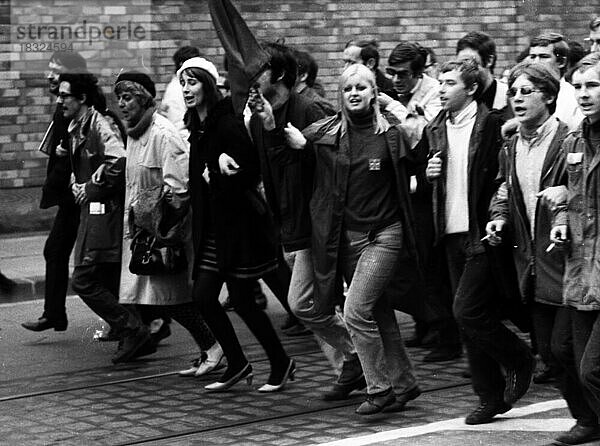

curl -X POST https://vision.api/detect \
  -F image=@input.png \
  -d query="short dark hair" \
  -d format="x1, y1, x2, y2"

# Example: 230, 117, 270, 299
294, 50, 318, 87
388, 42, 428, 75
508, 61, 560, 114
530, 33, 569, 74
346, 39, 381, 69
262, 42, 297, 90
439, 59, 486, 100
180, 66, 222, 111
589, 16, 600, 31
568, 41, 587, 68
58, 72, 102, 108
456, 31, 497, 73
172, 46, 200, 71
50, 51, 87, 71
424, 47, 437, 64
572, 52, 600, 79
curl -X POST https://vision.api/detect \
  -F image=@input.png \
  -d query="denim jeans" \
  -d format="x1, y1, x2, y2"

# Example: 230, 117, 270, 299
286, 249, 355, 371
340, 221, 417, 395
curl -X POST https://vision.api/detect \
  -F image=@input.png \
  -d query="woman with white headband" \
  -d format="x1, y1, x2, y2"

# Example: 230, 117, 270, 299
179, 57, 295, 392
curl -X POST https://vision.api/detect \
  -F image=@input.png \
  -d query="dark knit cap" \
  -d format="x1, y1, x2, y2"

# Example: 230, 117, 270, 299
115, 71, 156, 98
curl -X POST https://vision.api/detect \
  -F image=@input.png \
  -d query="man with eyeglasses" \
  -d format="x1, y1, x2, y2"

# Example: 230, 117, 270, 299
22, 51, 87, 333
378, 42, 461, 364
586, 17, 600, 54
424, 59, 535, 425
487, 61, 600, 446
528, 33, 584, 130
57, 72, 150, 364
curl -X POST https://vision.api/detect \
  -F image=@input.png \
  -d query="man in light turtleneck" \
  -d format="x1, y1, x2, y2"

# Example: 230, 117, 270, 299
424, 59, 535, 425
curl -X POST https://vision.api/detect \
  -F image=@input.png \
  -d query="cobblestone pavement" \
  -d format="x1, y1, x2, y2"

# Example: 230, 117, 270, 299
0, 297, 592, 446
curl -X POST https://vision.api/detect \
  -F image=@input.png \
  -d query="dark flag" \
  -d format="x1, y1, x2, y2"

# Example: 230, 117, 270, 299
208, 0, 270, 115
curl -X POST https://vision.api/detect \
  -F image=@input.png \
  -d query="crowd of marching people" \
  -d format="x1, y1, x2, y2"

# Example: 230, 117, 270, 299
11, 13, 600, 445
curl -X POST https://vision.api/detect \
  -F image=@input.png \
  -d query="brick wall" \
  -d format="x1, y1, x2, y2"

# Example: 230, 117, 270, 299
0, 0, 596, 188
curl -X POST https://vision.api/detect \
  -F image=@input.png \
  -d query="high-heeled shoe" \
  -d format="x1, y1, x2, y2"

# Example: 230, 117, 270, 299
195, 343, 225, 377
258, 359, 296, 393
204, 363, 253, 392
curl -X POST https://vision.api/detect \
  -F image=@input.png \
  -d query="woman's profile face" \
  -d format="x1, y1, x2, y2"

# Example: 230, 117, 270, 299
180, 71, 205, 109
342, 73, 374, 114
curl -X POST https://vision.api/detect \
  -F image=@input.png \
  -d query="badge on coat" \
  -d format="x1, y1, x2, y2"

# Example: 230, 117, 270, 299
567, 152, 584, 164
89, 202, 106, 215
369, 158, 381, 171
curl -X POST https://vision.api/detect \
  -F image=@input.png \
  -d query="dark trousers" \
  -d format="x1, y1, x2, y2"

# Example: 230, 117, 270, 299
445, 233, 532, 403
566, 309, 600, 421
43, 203, 79, 321
133, 302, 215, 351
402, 196, 459, 345
71, 263, 139, 335
545, 306, 599, 426
193, 271, 288, 373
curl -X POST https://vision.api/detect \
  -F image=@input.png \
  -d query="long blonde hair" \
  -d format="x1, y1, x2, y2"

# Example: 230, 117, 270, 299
338, 63, 390, 135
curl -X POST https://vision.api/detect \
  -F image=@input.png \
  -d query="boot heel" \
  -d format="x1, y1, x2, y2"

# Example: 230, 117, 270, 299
246, 373, 254, 386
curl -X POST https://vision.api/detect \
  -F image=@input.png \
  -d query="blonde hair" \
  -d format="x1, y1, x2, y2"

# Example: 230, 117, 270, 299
338, 64, 390, 135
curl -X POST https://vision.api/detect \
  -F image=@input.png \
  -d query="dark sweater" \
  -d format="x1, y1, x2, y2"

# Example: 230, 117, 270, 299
344, 111, 400, 232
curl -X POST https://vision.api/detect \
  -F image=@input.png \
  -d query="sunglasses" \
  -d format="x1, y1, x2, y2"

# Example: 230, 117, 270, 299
584, 38, 600, 46
507, 86, 541, 98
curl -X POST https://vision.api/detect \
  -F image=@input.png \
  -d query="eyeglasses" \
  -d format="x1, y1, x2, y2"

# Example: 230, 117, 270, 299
385, 67, 413, 79
507, 86, 542, 98
57, 93, 75, 100
584, 38, 600, 47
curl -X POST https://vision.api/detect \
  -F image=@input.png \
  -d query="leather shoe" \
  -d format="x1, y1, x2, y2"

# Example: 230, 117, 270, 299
553, 423, 600, 445
323, 355, 366, 401
355, 388, 396, 415
465, 400, 512, 425
112, 326, 151, 364
22, 317, 67, 332
382, 386, 421, 412
504, 354, 535, 405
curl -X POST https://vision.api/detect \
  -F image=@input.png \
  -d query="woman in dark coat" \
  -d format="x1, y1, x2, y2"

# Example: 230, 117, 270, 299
179, 57, 294, 392
284, 64, 423, 414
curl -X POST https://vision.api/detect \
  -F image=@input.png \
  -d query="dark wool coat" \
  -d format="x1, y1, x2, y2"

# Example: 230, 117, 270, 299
303, 114, 427, 314
40, 105, 76, 209
418, 103, 525, 326
249, 92, 326, 252
188, 97, 278, 279
489, 120, 569, 305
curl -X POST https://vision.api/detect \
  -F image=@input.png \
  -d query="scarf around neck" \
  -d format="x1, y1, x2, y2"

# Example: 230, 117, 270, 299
127, 106, 155, 139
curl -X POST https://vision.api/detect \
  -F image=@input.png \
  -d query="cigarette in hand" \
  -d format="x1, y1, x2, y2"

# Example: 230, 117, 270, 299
481, 234, 492, 242
546, 243, 556, 253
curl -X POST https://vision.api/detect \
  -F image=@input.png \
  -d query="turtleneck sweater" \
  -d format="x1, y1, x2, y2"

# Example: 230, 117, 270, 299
444, 100, 477, 235
344, 109, 400, 232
